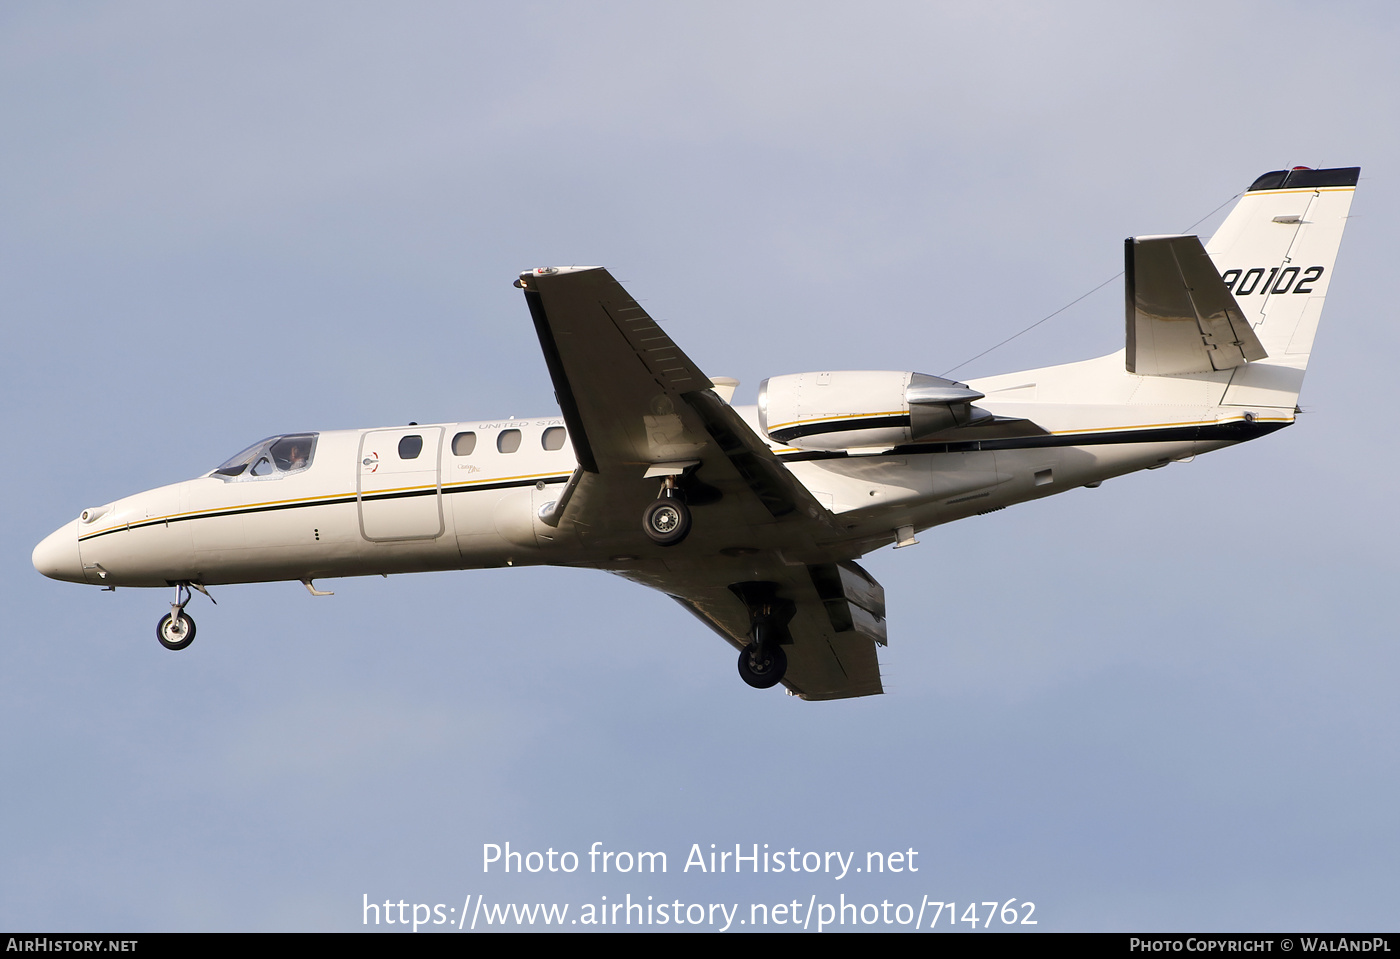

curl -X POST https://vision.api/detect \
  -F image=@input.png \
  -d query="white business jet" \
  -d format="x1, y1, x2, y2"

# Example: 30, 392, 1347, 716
33, 167, 1358, 700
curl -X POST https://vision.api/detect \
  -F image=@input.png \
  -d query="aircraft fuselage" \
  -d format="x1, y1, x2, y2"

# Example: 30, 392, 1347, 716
35, 393, 1269, 592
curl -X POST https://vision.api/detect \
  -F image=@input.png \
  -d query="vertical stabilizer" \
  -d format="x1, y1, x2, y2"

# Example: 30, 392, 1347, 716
1204, 167, 1358, 410
1206, 167, 1358, 361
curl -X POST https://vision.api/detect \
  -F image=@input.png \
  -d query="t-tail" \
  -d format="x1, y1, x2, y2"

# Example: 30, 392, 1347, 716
1125, 166, 1358, 411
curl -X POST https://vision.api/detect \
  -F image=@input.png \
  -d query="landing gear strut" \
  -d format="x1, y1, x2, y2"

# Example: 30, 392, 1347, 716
156, 582, 211, 651
729, 582, 794, 689
157, 583, 196, 650
642, 479, 691, 547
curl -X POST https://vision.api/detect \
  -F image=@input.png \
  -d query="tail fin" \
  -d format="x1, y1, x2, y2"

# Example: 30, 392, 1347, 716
1208, 167, 1358, 360
1206, 166, 1358, 408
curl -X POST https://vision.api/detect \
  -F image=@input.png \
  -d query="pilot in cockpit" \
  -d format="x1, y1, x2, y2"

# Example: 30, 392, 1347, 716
270, 437, 310, 473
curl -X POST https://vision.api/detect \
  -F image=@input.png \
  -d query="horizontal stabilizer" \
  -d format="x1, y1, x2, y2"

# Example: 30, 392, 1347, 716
1125, 234, 1266, 376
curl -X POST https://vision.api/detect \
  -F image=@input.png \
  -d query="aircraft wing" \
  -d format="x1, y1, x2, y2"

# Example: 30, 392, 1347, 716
517, 266, 886, 700
517, 266, 835, 536
655, 558, 887, 701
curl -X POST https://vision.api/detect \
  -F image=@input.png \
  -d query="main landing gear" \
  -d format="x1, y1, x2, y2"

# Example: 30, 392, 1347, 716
642, 480, 691, 547
156, 582, 212, 651
738, 633, 788, 689
729, 582, 795, 689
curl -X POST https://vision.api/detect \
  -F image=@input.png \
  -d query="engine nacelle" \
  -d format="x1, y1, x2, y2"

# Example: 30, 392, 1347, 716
757, 371, 990, 451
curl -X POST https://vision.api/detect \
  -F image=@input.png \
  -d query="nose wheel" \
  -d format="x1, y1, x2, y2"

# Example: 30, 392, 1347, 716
157, 611, 196, 650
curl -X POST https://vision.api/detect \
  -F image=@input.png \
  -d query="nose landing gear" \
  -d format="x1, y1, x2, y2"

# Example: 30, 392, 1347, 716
157, 610, 196, 650
155, 582, 212, 651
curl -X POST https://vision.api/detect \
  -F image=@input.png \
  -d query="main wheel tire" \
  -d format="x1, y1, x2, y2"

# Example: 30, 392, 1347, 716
737, 641, 787, 689
157, 612, 196, 651
642, 497, 691, 546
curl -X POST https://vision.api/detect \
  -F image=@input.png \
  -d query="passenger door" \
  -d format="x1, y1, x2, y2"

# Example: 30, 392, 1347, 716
357, 427, 444, 541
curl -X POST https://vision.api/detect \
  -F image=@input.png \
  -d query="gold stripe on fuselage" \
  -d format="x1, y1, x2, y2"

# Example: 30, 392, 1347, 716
78, 469, 574, 541
766, 409, 908, 432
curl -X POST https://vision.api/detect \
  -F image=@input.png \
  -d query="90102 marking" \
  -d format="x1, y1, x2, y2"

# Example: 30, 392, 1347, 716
1221, 265, 1324, 295
920, 899, 1037, 928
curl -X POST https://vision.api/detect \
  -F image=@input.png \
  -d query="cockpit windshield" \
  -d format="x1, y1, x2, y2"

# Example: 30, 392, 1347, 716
213, 433, 318, 479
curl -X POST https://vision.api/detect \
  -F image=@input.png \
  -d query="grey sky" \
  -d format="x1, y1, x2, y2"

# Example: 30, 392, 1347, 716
3, 1, 1397, 931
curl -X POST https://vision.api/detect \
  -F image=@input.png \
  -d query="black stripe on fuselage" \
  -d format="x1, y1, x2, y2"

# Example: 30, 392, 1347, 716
774, 418, 1288, 461
78, 419, 1285, 541
76, 474, 571, 543
768, 414, 911, 444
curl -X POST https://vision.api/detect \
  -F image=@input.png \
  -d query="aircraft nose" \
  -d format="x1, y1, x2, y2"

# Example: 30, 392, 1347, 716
32, 521, 85, 584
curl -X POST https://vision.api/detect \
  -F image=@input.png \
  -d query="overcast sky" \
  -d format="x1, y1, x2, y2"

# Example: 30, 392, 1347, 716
3, 1, 1398, 932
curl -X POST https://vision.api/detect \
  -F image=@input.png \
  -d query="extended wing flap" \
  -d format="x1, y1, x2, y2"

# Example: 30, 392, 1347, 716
664, 559, 886, 701
1125, 234, 1266, 376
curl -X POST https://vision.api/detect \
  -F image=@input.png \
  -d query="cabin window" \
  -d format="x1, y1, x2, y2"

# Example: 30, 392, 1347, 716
497, 429, 521, 453
452, 431, 477, 456
213, 433, 318, 481
398, 434, 424, 460
542, 427, 567, 451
